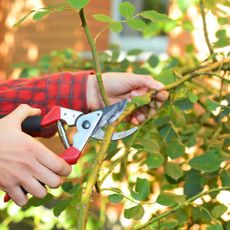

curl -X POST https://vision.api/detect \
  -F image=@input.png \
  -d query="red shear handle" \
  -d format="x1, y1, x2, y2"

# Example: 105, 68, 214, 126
4, 147, 81, 203
4, 194, 10, 202
59, 146, 82, 165
41, 106, 61, 127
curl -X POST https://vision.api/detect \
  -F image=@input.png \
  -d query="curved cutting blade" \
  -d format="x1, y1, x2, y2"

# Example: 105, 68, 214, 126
91, 127, 138, 141
92, 99, 127, 137
92, 99, 138, 140
95, 99, 127, 129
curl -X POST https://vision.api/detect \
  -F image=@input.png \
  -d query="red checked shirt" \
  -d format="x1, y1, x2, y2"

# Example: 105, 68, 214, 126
0, 71, 92, 137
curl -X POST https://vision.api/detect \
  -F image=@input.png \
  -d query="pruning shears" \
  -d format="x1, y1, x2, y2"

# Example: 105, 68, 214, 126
4, 100, 137, 202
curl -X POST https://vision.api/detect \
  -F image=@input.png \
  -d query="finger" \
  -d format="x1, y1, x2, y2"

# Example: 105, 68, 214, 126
150, 101, 162, 109
130, 110, 146, 125
36, 143, 72, 176
21, 176, 47, 199
33, 163, 63, 189
7, 186, 28, 207
130, 88, 149, 97
156, 91, 169, 102
134, 111, 146, 123
6, 104, 41, 126
131, 116, 140, 125
134, 75, 165, 91
138, 106, 149, 116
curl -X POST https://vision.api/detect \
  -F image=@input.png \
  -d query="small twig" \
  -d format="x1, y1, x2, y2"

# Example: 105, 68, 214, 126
181, 57, 229, 76
199, 0, 216, 61
165, 59, 230, 90
94, 25, 109, 42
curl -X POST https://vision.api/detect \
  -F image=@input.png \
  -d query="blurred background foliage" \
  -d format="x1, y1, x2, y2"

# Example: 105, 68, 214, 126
0, 0, 230, 229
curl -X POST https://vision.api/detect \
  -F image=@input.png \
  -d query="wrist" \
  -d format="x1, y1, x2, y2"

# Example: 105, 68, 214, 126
86, 74, 104, 111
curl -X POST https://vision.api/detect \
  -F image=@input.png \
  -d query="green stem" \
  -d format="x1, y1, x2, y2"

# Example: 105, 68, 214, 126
199, 0, 216, 61
134, 186, 230, 229
77, 125, 115, 230
99, 130, 138, 186
79, 9, 110, 106
165, 59, 230, 90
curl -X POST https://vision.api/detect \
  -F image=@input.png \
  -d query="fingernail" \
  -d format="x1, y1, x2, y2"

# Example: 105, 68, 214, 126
154, 82, 164, 90
131, 91, 139, 97
137, 113, 145, 122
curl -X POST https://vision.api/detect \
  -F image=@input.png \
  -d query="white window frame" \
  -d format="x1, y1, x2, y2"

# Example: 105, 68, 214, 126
110, 0, 169, 54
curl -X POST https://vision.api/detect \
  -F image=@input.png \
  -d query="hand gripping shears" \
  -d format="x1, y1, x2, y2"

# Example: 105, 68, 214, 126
4, 100, 137, 202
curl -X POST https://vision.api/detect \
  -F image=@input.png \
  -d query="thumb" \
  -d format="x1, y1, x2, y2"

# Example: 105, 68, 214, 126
6, 104, 41, 125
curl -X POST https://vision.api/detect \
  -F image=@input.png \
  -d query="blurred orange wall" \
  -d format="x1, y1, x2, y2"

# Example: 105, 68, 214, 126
0, 0, 111, 79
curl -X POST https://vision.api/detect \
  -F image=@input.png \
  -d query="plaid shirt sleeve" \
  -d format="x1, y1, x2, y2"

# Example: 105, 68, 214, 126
0, 71, 92, 137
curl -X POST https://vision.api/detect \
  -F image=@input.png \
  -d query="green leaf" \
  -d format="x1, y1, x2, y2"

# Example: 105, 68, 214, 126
182, 20, 194, 31
188, 92, 198, 103
164, 20, 178, 32
53, 198, 72, 217
156, 192, 186, 206
213, 37, 230, 48
148, 55, 159, 68
93, 14, 113, 22
140, 10, 173, 22
131, 178, 150, 201
62, 182, 73, 193
205, 99, 220, 113
67, 183, 81, 195
174, 98, 194, 111
131, 94, 151, 107
127, 18, 146, 31
119, 1, 135, 19
189, 150, 222, 172
216, 29, 227, 39
220, 170, 230, 186
109, 22, 123, 32
155, 69, 177, 85
32, 10, 51, 21
165, 162, 183, 180
169, 105, 186, 127
127, 49, 142, 56
192, 206, 212, 222
218, 17, 229, 25
108, 194, 123, 203
160, 219, 178, 229
211, 204, 227, 219
143, 23, 161, 37
184, 170, 203, 198
67, 0, 89, 10
206, 224, 223, 230
166, 140, 185, 159
158, 124, 176, 142
178, 0, 191, 12
141, 138, 160, 153
146, 153, 164, 169
124, 204, 144, 220
23, 193, 53, 209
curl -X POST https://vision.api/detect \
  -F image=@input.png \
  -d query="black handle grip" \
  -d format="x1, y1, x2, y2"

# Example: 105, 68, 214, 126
21, 116, 43, 133
0, 115, 43, 133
